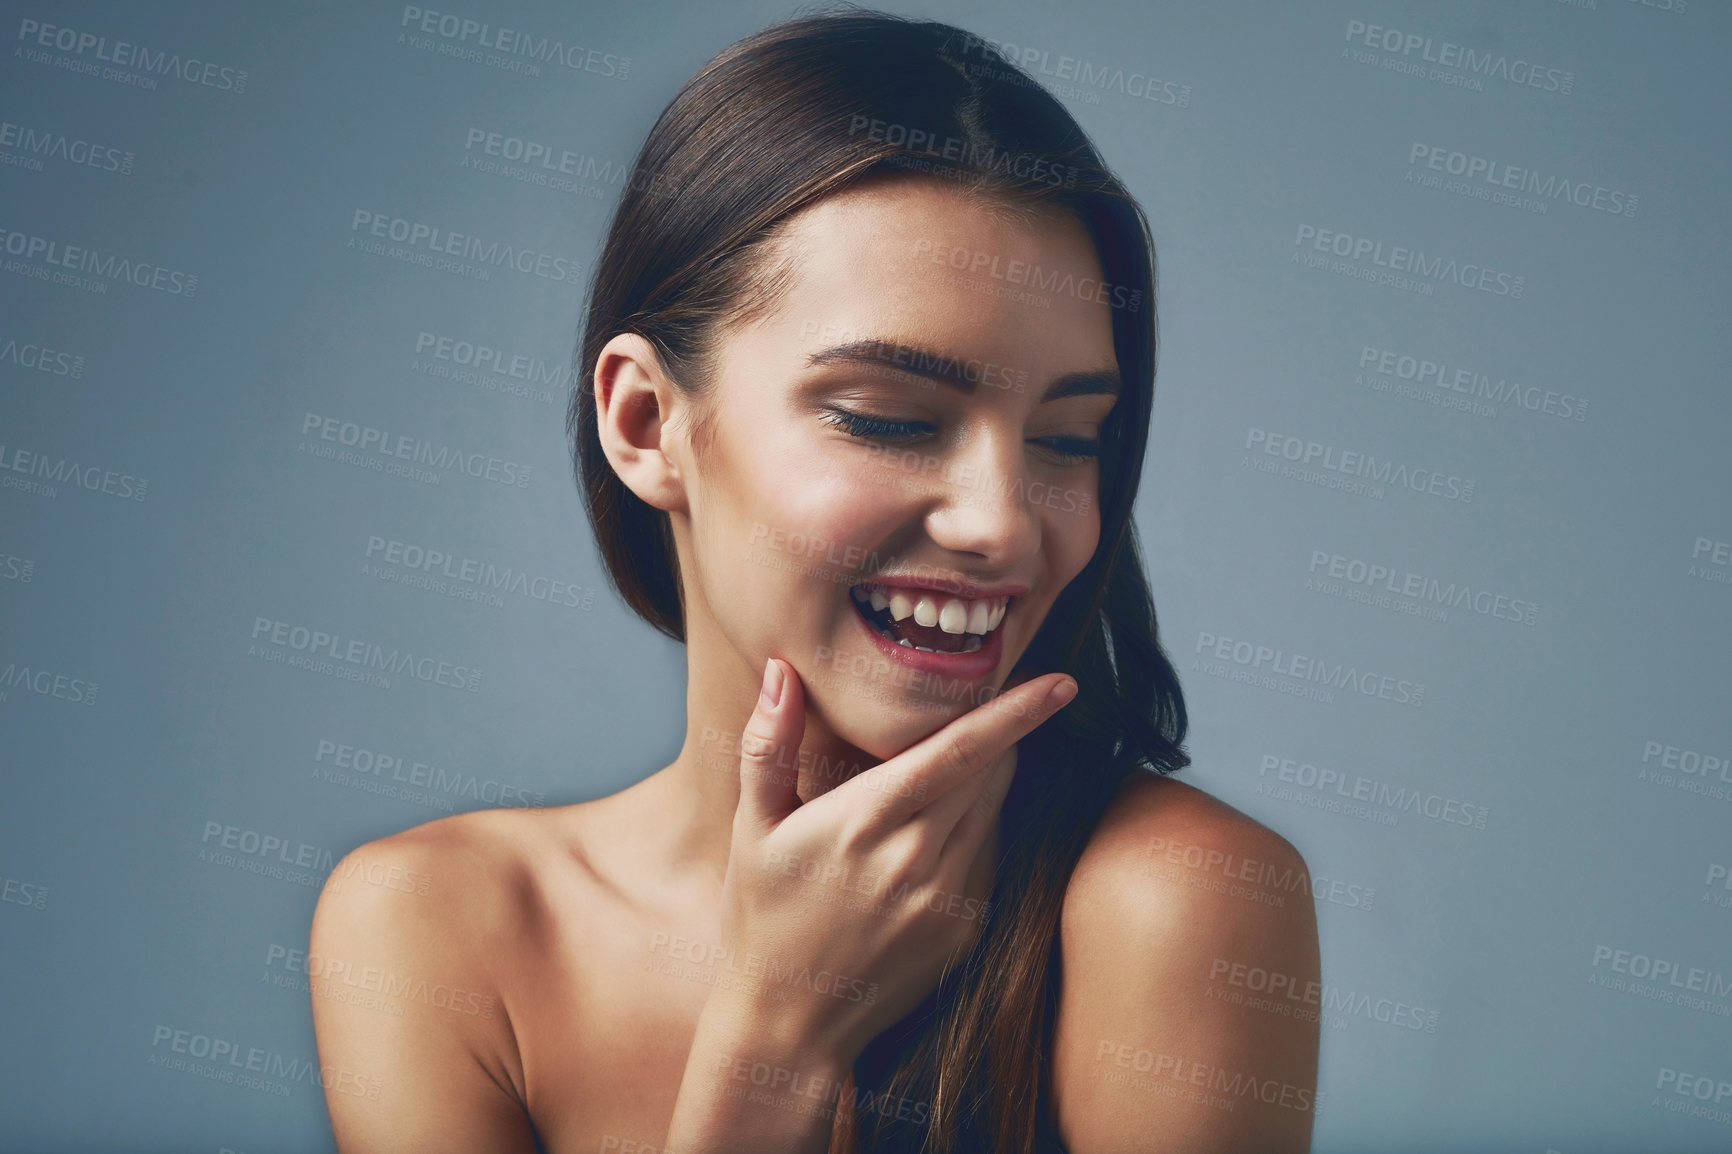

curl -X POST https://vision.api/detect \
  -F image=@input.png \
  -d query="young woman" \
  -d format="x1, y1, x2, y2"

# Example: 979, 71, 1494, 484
310, 11, 1320, 1153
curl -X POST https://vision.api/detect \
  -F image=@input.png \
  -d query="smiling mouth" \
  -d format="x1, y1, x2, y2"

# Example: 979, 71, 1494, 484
848, 583, 1010, 655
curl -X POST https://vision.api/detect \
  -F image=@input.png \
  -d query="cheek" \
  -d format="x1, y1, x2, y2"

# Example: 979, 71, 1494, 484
742, 446, 906, 567
698, 396, 894, 580
1044, 488, 1102, 585
706, 447, 901, 628
703, 424, 828, 550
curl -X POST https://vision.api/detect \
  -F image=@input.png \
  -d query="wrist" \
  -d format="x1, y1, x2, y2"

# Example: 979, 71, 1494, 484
667, 992, 857, 1154
693, 987, 858, 1077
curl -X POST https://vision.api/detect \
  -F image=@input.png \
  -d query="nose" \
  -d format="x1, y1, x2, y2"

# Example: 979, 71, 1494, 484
919, 424, 1042, 566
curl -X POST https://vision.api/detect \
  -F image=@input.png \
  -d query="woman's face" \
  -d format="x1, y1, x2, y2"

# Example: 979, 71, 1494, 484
668, 177, 1121, 760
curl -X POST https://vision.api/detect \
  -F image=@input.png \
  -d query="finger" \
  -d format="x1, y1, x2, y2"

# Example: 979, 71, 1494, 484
908, 739, 1013, 852
846, 672, 1075, 837
935, 741, 1018, 882
735, 657, 807, 832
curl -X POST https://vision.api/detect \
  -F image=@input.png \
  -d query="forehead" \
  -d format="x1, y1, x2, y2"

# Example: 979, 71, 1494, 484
741, 178, 1117, 378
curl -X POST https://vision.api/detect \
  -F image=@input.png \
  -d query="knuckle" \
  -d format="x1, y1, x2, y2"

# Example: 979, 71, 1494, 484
737, 727, 781, 761
834, 814, 873, 856
874, 832, 925, 886
941, 730, 985, 778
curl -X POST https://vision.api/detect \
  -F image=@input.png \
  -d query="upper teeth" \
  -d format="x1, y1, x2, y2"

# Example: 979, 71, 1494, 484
852, 585, 1009, 636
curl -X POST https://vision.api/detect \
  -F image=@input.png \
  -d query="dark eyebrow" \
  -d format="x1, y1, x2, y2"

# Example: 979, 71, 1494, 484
805, 338, 1120, 402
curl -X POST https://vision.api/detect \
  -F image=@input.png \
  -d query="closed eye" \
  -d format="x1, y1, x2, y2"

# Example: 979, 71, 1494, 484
819, 408, 934, 441
1032, 436, 1101, 463
822, 407, 1101, 462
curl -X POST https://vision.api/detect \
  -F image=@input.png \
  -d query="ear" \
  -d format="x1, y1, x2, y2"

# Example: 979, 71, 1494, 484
593, 332, 694, 514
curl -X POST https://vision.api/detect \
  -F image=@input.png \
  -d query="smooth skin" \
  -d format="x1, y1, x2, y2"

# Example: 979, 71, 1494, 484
309, 177, 1320, 1153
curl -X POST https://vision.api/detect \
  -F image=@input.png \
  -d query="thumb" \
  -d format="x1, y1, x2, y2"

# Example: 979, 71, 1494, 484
735, 657, 806, 830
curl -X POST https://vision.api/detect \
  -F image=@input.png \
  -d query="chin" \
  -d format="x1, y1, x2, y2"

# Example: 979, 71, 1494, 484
801, 651, 1016, 765
821, 694, 978, 765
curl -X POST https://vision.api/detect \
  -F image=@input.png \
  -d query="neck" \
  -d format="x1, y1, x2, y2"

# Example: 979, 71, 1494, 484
646, 604, 880, 888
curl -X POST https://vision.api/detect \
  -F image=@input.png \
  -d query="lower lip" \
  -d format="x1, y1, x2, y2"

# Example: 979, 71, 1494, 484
849, 595, 1005, 681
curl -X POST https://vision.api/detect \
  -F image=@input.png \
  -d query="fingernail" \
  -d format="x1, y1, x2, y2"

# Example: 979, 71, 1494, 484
759, 658, 785, 710
1046, 676, 1078, 711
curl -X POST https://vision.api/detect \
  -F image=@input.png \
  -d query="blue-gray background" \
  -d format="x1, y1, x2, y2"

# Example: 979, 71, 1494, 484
2, 1, 1728, 1151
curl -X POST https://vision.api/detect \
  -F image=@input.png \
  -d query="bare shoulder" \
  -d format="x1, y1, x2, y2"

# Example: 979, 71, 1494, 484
307, 805, 588, 1153
1051, 772, 1322, 1154
1068, 771, 1312, 917
313, 806, 562, 960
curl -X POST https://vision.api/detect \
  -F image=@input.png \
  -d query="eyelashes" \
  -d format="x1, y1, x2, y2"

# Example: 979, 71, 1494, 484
1038, 438, 1103, 463
819, 408, 931, 441
819, 407, 1102, 463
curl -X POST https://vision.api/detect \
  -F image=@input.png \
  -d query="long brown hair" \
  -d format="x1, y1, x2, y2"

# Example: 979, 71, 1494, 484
567, 8, 1189, 1150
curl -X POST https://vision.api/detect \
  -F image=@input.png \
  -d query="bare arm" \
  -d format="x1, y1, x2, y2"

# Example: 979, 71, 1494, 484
309, 835, 539, 1154
1051, 782, 1323, 1153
